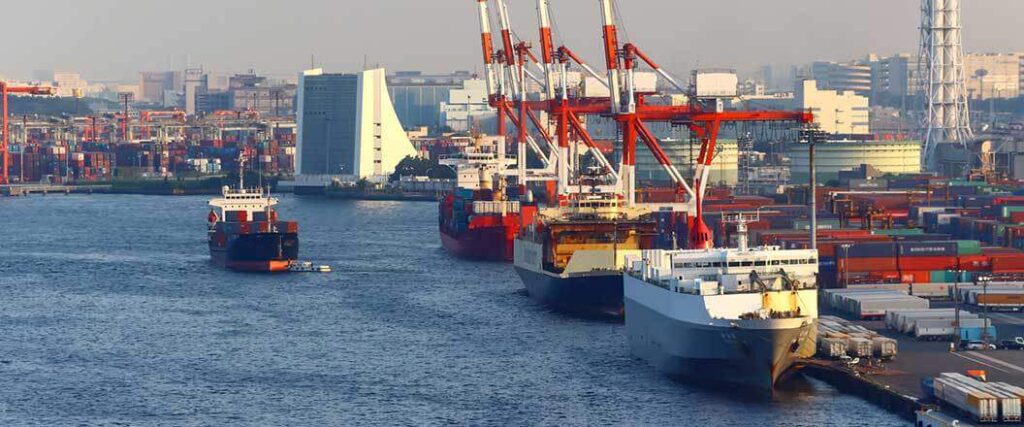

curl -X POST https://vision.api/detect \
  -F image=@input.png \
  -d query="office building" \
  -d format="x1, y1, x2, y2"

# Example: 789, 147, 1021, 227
296, 68, 416, 182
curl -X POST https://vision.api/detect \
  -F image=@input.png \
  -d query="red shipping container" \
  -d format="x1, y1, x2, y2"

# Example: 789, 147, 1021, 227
900, 271, 931, 284
958, 255, 992, 272
868, 270, 902, 282
990, 254, 1024, 273
899, 256, 958, 271
841, 257, 898, 273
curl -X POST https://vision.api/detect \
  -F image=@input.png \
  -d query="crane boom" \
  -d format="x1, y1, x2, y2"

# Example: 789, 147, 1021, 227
476, 0, 498, 97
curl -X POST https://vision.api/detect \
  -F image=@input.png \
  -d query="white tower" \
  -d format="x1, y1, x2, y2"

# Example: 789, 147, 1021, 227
919, 0, 973, 166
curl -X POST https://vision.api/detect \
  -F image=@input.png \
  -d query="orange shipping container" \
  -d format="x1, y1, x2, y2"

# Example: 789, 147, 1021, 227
976, 293, 1024, 305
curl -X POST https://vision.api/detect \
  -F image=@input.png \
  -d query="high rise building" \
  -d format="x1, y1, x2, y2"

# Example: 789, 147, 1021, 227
296, 68, 416, 182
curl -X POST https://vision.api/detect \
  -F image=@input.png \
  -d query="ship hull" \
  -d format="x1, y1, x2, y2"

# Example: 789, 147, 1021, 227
625, 294, 815, 391
440, 226, 514, 262
209, 232, 299, 273
514, 266, 623, 317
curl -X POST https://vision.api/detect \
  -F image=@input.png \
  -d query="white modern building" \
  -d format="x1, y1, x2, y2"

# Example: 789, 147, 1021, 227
797, 80, 870, 135
738, 80, 870, 135
296, 68, 417, 185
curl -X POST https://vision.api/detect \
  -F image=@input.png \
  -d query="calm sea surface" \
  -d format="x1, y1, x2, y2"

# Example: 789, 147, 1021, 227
0, 194, 908, 426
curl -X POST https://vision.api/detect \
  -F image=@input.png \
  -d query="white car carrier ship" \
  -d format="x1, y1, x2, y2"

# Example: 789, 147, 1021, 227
623, 218, 820, 391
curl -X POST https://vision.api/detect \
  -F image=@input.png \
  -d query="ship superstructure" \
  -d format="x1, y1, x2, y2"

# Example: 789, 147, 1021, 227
623, 219, 819, 390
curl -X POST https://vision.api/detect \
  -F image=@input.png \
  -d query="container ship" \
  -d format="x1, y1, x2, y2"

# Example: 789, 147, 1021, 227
438, 135, 525, 262
623, 220, 819, 391
207, 174, 298, 272
513, 189, 659, 317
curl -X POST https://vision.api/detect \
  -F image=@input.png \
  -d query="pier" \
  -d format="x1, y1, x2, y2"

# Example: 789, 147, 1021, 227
806, 309, 1024, 421
1, 184, 111, 197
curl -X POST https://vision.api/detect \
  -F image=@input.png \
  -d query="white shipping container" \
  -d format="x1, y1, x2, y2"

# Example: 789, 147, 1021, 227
872, 337, 898, 359
817, 337, 847, 358
934, 375, 999, 423
847, 337, 872, 357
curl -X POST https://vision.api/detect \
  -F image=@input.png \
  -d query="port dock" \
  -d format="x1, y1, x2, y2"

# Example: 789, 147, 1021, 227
805, 309, 1024, 421
1, 184, 111, 197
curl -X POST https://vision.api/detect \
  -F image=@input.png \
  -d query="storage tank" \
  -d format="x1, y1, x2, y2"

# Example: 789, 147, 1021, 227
787, 140, 922, 182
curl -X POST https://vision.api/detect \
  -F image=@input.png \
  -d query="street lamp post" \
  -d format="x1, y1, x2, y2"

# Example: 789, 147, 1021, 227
800, 128, 828, 250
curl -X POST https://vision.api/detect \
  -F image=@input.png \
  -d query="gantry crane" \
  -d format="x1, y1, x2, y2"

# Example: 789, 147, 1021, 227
1, 82, 55, 184
475, 0, 815, 249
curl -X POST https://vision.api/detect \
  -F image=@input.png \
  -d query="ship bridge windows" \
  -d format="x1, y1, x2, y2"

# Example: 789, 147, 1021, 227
674, 261, 725, 269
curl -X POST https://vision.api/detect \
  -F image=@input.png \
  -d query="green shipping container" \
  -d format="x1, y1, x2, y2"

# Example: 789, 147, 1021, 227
955, 240, 982, 255
930, 270, 951, 283
930, 270, 977, 283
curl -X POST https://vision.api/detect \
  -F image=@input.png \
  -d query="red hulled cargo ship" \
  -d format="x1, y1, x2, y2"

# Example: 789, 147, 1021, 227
207, 174, 298, 272
439, 188, 523, 261
437, 135, 529, 262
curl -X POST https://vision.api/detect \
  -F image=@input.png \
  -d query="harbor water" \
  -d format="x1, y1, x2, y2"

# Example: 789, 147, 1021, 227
0, 195, 908, 426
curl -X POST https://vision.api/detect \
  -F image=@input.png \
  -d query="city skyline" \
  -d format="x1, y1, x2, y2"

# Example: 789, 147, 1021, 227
4, 0, 1022, 82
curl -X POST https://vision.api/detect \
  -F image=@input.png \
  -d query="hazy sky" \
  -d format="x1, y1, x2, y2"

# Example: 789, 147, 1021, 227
5, 0, 1022, 82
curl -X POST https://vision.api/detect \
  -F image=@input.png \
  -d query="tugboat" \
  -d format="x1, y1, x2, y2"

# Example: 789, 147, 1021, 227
207, 159, 298, 272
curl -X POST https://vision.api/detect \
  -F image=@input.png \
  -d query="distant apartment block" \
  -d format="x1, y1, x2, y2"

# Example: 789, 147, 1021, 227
810, 61, 872, 96
870, 54, 919, 100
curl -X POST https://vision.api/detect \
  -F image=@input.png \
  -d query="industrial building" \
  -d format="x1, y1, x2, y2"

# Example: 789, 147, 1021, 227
227, 74, 297, 117
788, 139, 922, 182
295, 68, 416, 184
438, 78, 496, 133
388, 71, 475, 132
963, 53, 1024, 99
